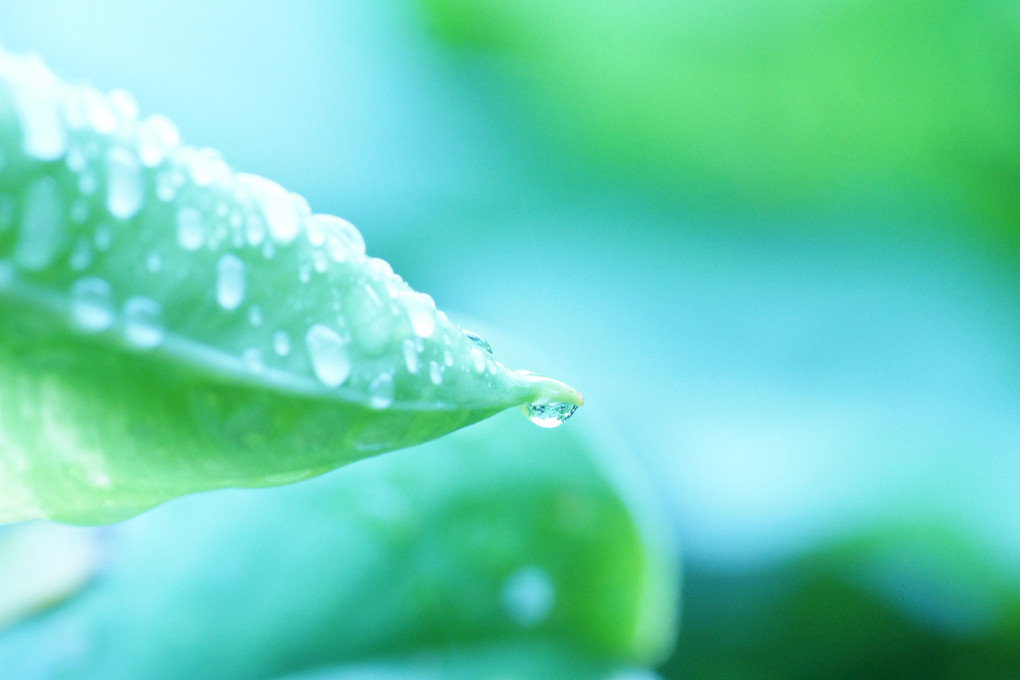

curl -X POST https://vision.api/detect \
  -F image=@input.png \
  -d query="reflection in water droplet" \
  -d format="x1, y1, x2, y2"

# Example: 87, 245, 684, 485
105, 146, 143, 219
501, 566, 555, 627
123, 296, 164, 348
523, 402, 579, 429
70, 277, 115, 331
368, 372, 395, 410
14, 176, 63, 271
273, 330, 291, 357
463, 330, 493, 354
216, 254, 246, 310
176, 206, 203, 250
305, 324, 351, 387
403, 338, 420, 374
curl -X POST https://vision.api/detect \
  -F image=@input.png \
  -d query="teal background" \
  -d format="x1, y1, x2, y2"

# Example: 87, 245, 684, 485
1, 1, 1019, 677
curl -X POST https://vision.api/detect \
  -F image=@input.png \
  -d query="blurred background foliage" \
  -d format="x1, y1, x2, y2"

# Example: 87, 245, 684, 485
0, 0, 1018, 678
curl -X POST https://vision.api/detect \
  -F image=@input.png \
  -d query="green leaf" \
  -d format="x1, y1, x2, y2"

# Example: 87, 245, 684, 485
272, 641, 665, 680
0, 47, 581, 524
0, 412, 678, 678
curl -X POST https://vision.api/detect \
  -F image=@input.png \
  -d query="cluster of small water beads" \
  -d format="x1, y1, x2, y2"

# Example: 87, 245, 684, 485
0, 47, 580, 427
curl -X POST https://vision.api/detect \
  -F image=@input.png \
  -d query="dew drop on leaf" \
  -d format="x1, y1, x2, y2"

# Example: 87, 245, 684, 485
215, 253, 246, 310
122, 296, 164, 349
462, 329, 493, 354
305, 323, 351, 387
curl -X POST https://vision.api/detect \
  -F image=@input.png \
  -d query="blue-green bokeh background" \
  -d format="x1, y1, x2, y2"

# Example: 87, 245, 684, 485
3, 1, 1019, 676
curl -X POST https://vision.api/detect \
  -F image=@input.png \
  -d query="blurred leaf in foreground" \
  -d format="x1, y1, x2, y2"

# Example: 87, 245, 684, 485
0, 411, 678, 678
0, 45, 581, 524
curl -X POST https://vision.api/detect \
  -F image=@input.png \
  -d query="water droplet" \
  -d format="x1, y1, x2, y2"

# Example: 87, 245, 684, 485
402, 338, 420, 374
83, 86, 117, 133
242, 347, 265, 374
145, 251, 162, 272
66, 147, 87, 172
305, 324, 351, 387
123, 296, 164, 348
402, 291, 436, 338
501, 566, 555, 627
11, 59, 67, 160
187, 147, 228, 186
0, 261, 16, 288
470, 347, 487, 373
77, 170, 98, 196
68, 237, 92, 271
312, 249, 328, 273
69, 198, 89, 224
443, 349, 454, 367
93, 223, 113, 251
216, 253, 246, 310
107, 88, 138, 120
367, 372, 395, 410
14, 176, 64, 271
237, 173, 300, 244
347, 283, 395, 356
247, 305, 263, 327
429, 360, 442, 386
463, 330, 493, 354
522, 402, 579, 429
176, 206, 203, 250
272, 330, 291, 357
155, 172, 176, 201
309, 214, 365, 261
104, 146, 143, 219
298, 264, 312, 283
244, 213, 266, 246
137, 114, 180, 167
70, 277, 115, 331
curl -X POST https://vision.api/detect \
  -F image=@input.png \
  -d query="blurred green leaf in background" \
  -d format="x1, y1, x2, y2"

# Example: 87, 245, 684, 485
1, 0, 1019, 678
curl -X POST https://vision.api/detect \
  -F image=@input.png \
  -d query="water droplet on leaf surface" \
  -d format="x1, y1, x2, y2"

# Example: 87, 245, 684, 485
305, 323, 351, 387
462, 330, 493, 354
501, 565, 555, 627
70, 277, 115, 332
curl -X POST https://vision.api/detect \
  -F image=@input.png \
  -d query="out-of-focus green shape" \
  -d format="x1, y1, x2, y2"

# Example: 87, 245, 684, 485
0, 411, 678, 678
274, 641, 663, 680
422, 0, 1020, 251
661, 524, 1020, 679
0, 46, 581, 524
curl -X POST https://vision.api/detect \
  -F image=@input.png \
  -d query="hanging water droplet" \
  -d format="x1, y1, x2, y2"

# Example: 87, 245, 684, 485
305, 324, 351, 387
462, 330, 493, 354
367, 371, 395, 410
123, 296, 164, 348
14, 176, 63, 271
70, 277, 115, 331
176, 206, 203, 250
272, 330, 292, 357
522, 401, 579, 429
216, 253, 246, 310
429, 360, 442, 386
501, 566, 555, 627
